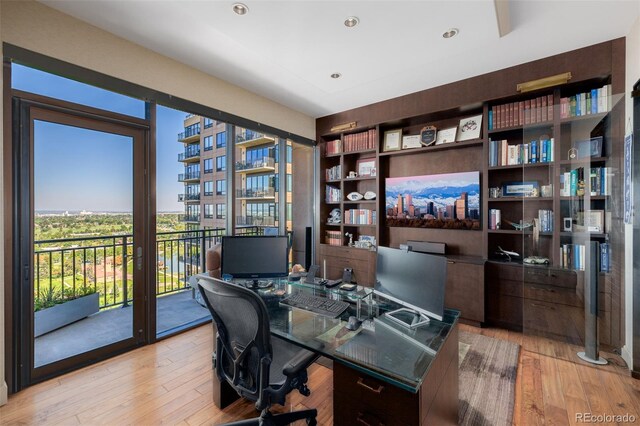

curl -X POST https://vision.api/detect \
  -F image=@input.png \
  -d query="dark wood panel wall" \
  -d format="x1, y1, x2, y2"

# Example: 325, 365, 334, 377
316, 38, 626, 347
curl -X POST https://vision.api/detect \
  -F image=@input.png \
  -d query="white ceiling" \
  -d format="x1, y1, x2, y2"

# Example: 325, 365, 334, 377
40, 0, 640, 118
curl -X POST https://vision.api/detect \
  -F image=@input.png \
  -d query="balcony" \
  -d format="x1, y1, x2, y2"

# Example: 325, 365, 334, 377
178, 193, 201, 203
236, 215, 276, 226
178, 171, 201, 182
235, 157, 275, 174
182, 214, 200, 222
236, 187, 276, 200
33, 228, 263, 367
178, 147, 201, 162
178, 124, 201, 143
236, 130, 275, 148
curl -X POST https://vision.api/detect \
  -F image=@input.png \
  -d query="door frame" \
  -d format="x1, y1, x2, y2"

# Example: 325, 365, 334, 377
11, 90, 152, 389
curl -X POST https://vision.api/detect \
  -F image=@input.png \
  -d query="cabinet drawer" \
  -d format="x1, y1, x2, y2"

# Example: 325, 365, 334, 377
486, 294, 523, 330
333, 362, 418, 425
486, 278, 522, 298
319, 244, 375, 262
524, 282, 583, 307
524, 268, 578, 289
523, 299, 584, 344
487, 263, 523, 281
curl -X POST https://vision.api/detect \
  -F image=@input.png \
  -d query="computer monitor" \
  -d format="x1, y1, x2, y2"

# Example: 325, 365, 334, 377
221, 236, 288, 282
375, 246, 446, 322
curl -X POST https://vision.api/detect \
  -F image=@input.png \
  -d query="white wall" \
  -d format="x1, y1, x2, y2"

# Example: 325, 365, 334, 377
623, 13, 640, 370
0, 0, 315, 405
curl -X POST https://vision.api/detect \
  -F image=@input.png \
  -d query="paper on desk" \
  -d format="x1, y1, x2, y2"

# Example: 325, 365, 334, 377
316, 322, 362, 346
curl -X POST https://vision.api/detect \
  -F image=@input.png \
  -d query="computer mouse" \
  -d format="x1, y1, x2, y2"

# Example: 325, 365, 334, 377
346, 316, 362, 331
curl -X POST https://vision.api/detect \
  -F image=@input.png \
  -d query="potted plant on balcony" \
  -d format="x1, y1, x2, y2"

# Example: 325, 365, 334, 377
34, 287, 100, 337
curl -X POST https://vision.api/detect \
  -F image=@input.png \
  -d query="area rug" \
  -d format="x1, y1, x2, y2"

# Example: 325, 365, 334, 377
459, 331, 520, 426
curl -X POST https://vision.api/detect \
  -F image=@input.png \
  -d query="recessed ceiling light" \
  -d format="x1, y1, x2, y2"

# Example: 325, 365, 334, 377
442, 28, 459, 39
331, 73, 342, 79
344, 16, 359, 28
232, 3, 249, 15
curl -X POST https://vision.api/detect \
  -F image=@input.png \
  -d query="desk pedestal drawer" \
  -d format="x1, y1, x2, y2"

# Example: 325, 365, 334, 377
333, 362, 418, 426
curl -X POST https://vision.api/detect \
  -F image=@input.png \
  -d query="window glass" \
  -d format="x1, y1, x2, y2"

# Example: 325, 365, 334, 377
216, 132, 226, 148
216, 179, 226, 195
204, 136, 213, 151
216, 204, 226, 219
204, 117, 213, 128
216, 155, 226, 172
204, 158, 213, 173
204, 204, 213, 218
204, 181, 213, 196
11, 63, 146, 118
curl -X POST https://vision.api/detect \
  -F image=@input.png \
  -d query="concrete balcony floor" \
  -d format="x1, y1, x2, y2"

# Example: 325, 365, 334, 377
35, 289, 210, 368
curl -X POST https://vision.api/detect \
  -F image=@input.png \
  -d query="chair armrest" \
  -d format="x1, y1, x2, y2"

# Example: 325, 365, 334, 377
283, 349, 318, 377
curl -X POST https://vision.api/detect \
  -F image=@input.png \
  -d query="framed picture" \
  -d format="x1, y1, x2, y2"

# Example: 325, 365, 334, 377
356, 157, 376, 177
383, 129, 402, 151
435, 127, 457, 145
402, 135, 422, 149
582, 210, 605, 232
457, 114, 483, 141
575, 136, 604, 158
420, 126, 437, 146
502, 181, 539, 197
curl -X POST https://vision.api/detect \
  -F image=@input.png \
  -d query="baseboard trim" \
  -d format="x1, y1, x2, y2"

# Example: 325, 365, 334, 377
0, 380, 8, 406
621, 345, 633, 371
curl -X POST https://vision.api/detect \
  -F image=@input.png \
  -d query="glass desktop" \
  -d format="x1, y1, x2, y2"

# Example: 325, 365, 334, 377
226, 277, 459, 393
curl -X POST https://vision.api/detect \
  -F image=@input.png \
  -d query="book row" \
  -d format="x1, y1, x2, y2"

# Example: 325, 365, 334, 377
559, 167, 612, 197
560, 242, 610, 272
538, 209, 554, 233
489, 138, 555, 167
559, 84, 611, 118
344, 209, 377, 225
489, 94, 554, 130
325, 185, 341, 203
325, 230, 343, 246
325, 165, 342, 181
488, 209, 501, 230
343, 129, 378, 152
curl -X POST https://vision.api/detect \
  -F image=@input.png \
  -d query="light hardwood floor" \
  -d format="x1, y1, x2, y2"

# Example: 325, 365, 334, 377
0, 323, 638, 425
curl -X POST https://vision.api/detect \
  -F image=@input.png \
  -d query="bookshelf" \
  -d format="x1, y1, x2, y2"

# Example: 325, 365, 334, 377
316, 39, 625, 346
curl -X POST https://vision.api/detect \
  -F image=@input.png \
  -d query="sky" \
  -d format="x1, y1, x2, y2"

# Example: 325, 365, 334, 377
13, 63, 185, 213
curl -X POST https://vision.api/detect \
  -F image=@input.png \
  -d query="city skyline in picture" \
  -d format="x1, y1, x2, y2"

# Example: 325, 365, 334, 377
385, 171, 481, 230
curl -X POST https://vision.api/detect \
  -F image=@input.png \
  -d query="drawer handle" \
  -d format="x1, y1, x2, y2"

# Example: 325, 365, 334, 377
447, 260, 455, 264
357, 412, 385, 426
531, 302, 555, 310
357, 377, 384, 394
530, 286, 555, 292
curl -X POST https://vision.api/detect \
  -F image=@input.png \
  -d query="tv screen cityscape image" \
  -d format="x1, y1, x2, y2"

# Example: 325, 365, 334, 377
385, 171, 480, 230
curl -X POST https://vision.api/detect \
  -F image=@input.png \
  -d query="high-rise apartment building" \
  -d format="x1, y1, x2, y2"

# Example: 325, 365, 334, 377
178, 115, 292, 232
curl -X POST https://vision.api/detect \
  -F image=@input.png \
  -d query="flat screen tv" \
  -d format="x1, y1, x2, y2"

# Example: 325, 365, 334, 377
385, 171, 480, 230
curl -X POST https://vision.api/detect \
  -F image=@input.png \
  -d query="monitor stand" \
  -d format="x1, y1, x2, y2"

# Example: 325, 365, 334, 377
384, 308, 430, 329
244, 279, 273, 290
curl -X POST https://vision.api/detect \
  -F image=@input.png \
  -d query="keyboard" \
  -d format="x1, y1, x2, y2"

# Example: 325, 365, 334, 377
280, 292, 349, 318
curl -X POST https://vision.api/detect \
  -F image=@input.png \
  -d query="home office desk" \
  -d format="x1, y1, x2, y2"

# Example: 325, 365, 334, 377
206, 278, 459, 426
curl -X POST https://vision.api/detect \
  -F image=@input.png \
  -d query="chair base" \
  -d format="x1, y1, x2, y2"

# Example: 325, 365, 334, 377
223, 408, 318, 426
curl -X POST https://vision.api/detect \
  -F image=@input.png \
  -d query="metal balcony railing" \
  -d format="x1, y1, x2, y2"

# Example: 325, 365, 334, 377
178, 171, 201, 181
236, 187, 275, 198
33, 227, 263, 311
182, 214, 201, 222
235, 157, 275, 171
236, 130, 264, 143
178, 193, 201, 202
236, 216, 276, 226
178, 148, 201, 161
178, 123, 201, 141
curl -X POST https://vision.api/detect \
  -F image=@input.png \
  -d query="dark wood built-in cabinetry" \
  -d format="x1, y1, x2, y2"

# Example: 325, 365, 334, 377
316, 39, 625, 348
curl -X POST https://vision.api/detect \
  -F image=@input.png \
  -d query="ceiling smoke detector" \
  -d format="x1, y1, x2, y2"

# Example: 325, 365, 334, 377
331, 73, 342, 79
344, 16, 359, 28
442, 28, 459, 39
232, 3, 249, 15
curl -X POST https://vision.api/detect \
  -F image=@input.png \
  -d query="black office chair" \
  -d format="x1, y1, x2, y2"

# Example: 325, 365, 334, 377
198, 276, 319, 426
